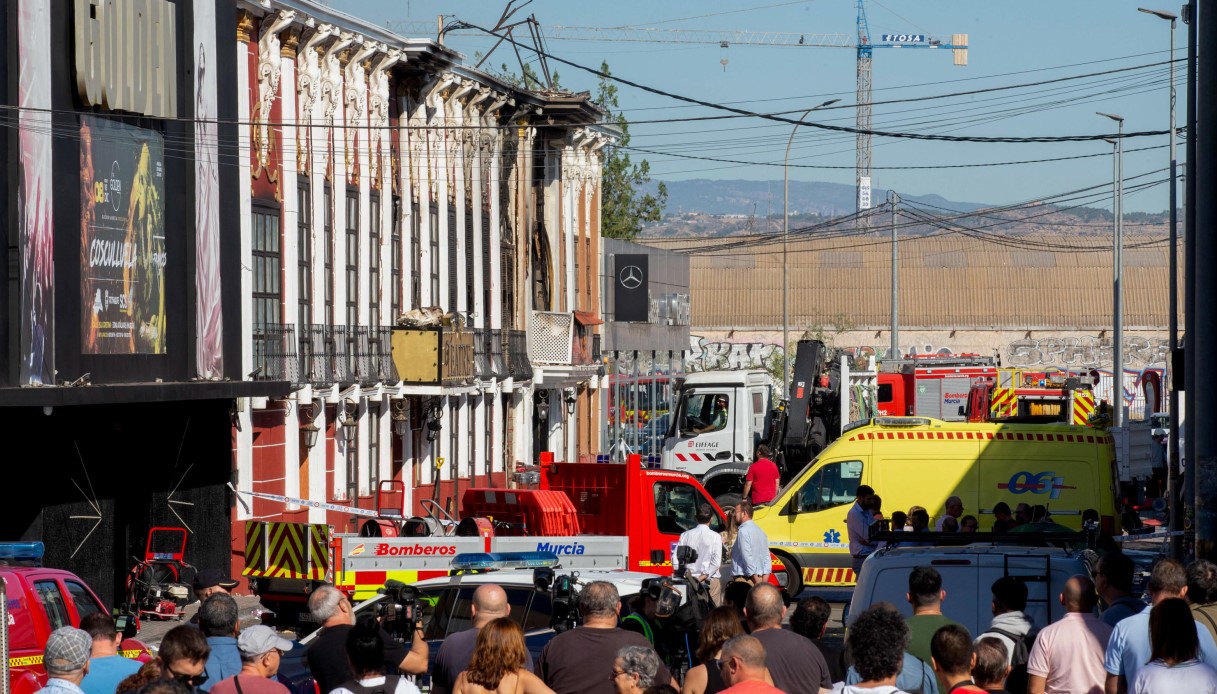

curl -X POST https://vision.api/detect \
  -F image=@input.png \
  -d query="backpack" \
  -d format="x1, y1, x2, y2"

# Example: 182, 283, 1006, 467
986, 627, 1035, 694
337, 675, 401, 694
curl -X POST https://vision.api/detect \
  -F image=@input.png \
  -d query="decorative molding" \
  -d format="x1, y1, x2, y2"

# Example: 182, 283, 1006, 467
343, 40, 379, 187
296, 24, 336, 175
252, 10, 296, 184
368, 50, 403, 191
281, 28, 299, 58
236, 10, 254, 43
319, 31, 355, 179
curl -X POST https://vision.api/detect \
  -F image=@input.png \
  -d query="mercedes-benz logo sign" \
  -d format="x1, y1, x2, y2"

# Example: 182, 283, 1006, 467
619, 265, 643, 289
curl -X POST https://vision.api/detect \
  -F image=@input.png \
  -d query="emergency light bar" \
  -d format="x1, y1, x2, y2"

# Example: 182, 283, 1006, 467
0, 542, 45, 565
874, 417, 933, 428
450, 551, 560, 571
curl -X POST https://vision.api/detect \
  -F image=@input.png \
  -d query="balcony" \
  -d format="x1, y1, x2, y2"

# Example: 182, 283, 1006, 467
350, 327, 399, 386
528, 311, 601, 387
299, 325, 354, 385
252, 324, 303, 384
390, 326, 475, 386
503, 329, 533, 381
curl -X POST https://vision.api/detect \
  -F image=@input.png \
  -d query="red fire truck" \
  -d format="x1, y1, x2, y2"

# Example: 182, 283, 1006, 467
874, 353, 998, 421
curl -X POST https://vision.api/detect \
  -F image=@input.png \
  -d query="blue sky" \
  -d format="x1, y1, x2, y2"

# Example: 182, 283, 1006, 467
329, 0, 1184, 213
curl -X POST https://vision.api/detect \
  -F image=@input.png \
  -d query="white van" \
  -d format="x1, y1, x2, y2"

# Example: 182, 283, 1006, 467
845, 543, 1099, 638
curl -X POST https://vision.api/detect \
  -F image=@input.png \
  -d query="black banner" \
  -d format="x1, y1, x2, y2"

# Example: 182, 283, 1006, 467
614, 254, 649, 322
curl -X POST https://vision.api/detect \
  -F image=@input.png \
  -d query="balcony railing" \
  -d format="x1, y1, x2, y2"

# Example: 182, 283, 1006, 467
504, 329, 533, 381
351, 327, 399, 386
489, 330, 507, 378
474, 329, 493, 379
300, 325, 354, 386
529, 311, 598, 367
252, 324, 302, 384
391, 326, 475, 386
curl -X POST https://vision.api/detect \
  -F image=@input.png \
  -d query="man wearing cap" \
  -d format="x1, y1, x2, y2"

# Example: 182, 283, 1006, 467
37, 627, 93, 694
194, 569, 240, 603
79, 613, 139, 694
208, 626, 292, 694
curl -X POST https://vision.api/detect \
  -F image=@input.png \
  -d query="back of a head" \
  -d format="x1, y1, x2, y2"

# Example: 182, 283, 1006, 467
617, 645, 661, 689
159, 625, 211, 667
345, 620, 385, 677
468, 618, 527, 689
991, 576, 1029, 613
1188, 559, 1217, 605
695, 503, 714, 526
1099, 551, 1135, 593
790, 597, 831, 640
721, 635, 767, 671
847, 603, 908, 683
199, 593, 239, 637
857, 485, 875, 500
1030, 505, 1049, 523
697, 606, 745, 664
307, 584, 344, 622
1063, 575, 1098, 613
1150, 558, 1188, 597
993, 501, 1011, 517
744, 584, 784, 628
117, 661, 163, 694
1151, 598, 1200, 664
909, 566, 943, 607
930, 624, 974, 675
756, 444, 771, 459
473, 584, 509, 623
579, 581, 620, 620
79, 612, 118, 642
891, 511, 908, 528
911, 509, 930, 529
972, 637, 1009, 687
140, 680, 193, 694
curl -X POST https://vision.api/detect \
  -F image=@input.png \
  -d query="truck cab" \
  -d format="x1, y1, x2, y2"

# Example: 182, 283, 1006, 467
661, 370, 774, 506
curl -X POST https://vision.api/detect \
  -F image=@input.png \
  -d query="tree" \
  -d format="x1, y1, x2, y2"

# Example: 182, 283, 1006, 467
596, 62, 667, 239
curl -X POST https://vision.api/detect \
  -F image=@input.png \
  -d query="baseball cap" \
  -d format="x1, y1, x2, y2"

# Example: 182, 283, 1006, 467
193, 568, 240, 591
238, 625, 294, 657
45, 627, 92, 675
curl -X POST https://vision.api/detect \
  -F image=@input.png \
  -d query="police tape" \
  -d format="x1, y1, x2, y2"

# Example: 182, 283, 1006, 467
1110, 530, 1188, 542
227, 485, 380, 517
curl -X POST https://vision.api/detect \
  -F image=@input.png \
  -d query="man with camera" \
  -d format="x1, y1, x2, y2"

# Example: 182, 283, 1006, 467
431, 584, 534, 694
304, 584, 428, 694
539, 581, 671, 694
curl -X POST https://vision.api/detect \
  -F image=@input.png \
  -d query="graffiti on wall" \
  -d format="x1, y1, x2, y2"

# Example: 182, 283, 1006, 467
686, 337, 782, 372
1005, 336, 1168, 368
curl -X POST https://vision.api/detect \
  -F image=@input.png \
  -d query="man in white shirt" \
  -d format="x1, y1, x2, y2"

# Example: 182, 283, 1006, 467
935, 496, 964, 531
676, 503, 724, 605
845, 485, 876, 575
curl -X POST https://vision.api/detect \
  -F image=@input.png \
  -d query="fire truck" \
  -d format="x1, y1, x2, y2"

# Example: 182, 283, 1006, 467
244, 455, 736, 633
965, 373, 1098, 425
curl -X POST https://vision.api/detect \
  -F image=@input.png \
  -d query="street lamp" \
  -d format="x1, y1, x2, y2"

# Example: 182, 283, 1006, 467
783, 98, 841, 396
1098, 111, 1125, 428
1138, 5, 1180, 543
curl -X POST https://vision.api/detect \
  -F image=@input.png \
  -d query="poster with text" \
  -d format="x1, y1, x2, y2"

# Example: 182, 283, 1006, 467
80, 116, 167, 354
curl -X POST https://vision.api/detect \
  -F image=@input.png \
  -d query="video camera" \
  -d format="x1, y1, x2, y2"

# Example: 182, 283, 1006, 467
375, 579, 422, 641
533, 567, 582, 633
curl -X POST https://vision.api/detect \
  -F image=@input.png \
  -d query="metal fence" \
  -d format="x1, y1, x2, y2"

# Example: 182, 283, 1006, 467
252, 324, 302, 384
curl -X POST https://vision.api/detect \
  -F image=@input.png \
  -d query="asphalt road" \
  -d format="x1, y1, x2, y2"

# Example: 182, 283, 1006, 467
134, 595, 269, 650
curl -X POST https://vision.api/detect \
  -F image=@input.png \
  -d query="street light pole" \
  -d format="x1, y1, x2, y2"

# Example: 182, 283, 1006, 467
783, 98, 840, 397
1139, 5, 1180, 552
1100, 112, 1125, 428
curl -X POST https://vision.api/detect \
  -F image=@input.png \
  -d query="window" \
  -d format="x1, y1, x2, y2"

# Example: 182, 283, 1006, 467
298, 182, 312, 329
429, 204, 440, 305
410, 201, 421, 308
65, 581, 103, 621
346, 428, 358, 502
34, 581, 70, 630
448, 207, 459, 311
368, 403, 380, 492
877, 383, 894, 405
465, 208, 475, 315
252, 207, 282, 372
796, 460, 864, 513
324, 184, 334, 325
653, 481, 723, 535
345, 190, 359, 327
369, 193, 381, 328
522, 590, 553, 633
391, 196, 402, 320
682, 392, 729, 434
447, 586, 532, 635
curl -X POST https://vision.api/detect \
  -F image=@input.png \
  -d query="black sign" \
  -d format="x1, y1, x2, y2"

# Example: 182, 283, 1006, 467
614, 254, 649, 322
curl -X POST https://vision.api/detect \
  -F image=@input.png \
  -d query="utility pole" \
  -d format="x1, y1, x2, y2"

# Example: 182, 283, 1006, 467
1195, 0, 1216, 558
889, 191, 899, 357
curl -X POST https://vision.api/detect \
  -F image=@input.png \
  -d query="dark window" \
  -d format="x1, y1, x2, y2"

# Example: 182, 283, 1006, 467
324, 184, 334, 325
370, 193, 381, 328
429, 204, 440, 305
796, 461, 865, 513
33, 581, 70, 631
252, 207, 283, 375
418, 588, 452, 640
410, 201, 421, 308
447, 207, 458, 311
65, 581, 103, 621
465, 208, 475, 315
447, 586, 532, 635
391, 196, 402, 320
522, 590, 552, 633
653, 481, 722, 535
346, 420, 358, 502
368, 403, 380, 492
877, 383, 894, 404
298, 181, 312, 329
346, 191, 359, 328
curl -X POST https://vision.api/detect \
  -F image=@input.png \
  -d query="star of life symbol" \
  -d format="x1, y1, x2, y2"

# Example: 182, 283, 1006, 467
619, 264, 643, 289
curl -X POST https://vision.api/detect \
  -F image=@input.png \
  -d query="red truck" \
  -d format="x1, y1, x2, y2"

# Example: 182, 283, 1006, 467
873, 353, 997, 421
2, 542, 150, 694
245, 455, 741, 633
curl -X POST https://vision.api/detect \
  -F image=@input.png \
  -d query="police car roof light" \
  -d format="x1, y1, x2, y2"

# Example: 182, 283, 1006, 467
450, 551, 560, 571
0, 542, 45, 565
874, 417, 933, 428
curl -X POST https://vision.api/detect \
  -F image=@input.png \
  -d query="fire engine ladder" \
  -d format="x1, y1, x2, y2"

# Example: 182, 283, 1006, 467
417, 499, 459, 537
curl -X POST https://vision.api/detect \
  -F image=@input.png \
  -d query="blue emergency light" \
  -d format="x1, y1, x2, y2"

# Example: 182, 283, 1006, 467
0, 542, 45, 565
450, 551, 560, 571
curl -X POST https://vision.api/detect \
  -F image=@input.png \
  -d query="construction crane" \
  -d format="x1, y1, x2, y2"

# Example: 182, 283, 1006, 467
386, 3, 967, 222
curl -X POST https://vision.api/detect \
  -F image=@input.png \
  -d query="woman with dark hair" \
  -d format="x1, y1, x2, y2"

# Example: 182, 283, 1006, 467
1132, 598, 1217, 693
332, 622, 422, 694
453, 618, 553, 694
680, 606, 745, 694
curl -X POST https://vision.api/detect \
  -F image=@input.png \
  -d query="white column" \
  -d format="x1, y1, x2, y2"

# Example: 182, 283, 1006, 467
473, 396, 487, 479
235, 34, 255, 515
491, 393, 504, 476
436, 95, 451, 311
471, 109, 485, 331
564, 149, 577, 313
309, 405, 329, 523
454, 100, 469, 317
489, 129, 503, 331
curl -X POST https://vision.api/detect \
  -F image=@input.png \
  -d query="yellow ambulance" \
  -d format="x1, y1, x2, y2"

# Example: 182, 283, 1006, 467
753, 416, 1119, 596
